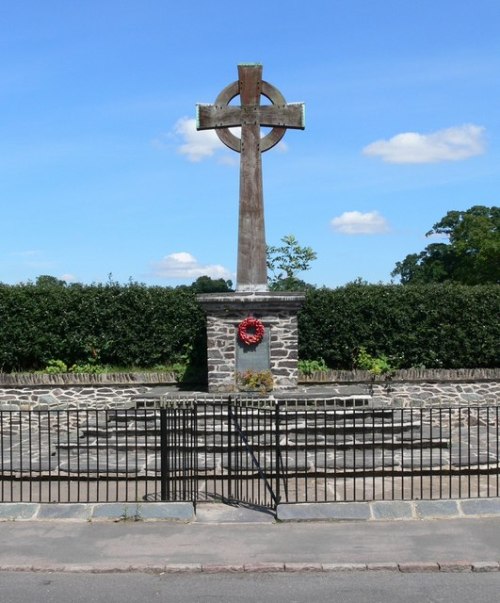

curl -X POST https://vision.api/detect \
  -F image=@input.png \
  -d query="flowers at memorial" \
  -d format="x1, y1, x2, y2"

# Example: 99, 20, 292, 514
238, 317, 265, 346
236, 370, 273, 393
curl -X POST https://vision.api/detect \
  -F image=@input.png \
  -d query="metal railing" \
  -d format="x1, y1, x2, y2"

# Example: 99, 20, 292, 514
1, 401, 499, 507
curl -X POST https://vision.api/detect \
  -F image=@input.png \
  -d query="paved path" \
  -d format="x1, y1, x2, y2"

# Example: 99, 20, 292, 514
1, 511, 500, 574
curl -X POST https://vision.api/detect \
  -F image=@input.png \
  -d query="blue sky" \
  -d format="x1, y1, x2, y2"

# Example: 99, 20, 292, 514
1, 1, 499, 288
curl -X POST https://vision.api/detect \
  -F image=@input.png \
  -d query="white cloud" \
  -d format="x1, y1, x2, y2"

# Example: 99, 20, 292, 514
331, 211, 390, 235
362, 124, 486, 164
166, 118, 290, 163
59, 273, 77, 283
173, 117, 225, 162
152, 252, 232, 280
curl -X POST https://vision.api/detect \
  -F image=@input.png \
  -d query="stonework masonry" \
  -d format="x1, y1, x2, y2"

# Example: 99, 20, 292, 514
197, 291, 305, 392
302, 368, 500, 407
0, 385, 151, 410
0, 369, 498, 409
371, 381, 500, 407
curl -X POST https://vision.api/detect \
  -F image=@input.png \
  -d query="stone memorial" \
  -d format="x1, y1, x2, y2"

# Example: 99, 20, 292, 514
196, 64, 305, 392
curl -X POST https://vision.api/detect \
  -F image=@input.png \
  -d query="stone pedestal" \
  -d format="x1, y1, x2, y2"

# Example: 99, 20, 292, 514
196, 292, 305, 393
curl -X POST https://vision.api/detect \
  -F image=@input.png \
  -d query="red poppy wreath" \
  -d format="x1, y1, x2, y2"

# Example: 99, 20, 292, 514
238, 317, 265, 346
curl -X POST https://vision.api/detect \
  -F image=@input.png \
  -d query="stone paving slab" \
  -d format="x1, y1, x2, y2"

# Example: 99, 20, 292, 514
1, 458, 59, 472
314, 451, 399, 470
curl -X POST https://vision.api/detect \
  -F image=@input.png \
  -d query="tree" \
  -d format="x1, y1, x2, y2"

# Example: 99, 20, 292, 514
266, 234, 317, 291
392, 206, 500, 285
190, 275, 233, 293
35, 275, 67, 287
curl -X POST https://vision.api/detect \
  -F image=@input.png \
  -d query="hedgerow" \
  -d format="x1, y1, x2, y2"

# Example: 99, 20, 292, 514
298, 283, 499, 369
0, 281, 498, 372
0, 280, 206, 372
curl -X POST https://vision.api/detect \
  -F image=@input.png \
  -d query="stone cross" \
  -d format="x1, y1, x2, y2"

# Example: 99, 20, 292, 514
196, 64, 305, 291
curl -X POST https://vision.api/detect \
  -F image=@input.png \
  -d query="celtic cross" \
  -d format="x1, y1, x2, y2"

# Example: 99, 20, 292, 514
196, 64, 305, 291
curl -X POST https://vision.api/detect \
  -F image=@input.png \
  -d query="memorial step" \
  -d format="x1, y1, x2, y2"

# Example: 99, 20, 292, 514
56, 433, 450, 454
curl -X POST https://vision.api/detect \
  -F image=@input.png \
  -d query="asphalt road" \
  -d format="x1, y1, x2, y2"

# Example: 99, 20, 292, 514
1, 571, 500, 603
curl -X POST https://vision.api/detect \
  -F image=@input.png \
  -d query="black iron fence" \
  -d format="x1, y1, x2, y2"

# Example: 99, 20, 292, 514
1, 399, 499, 508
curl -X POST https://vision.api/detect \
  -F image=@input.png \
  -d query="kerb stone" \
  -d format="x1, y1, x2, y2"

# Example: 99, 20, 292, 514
137, 503, 194, 522
415, 500, 460, 518
277, 502, 371, 521
371, 501, 414, 520
36, 504, 90, 520
0, 503, 38, 520
460, 498, 500, 516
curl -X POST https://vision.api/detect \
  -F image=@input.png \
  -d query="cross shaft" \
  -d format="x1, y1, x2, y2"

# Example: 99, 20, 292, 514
197, 64, 305, 291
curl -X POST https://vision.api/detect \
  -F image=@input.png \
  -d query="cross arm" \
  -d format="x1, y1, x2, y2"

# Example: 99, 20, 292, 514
196, 104, 242, 130
196, 102, 305, 131
258, 103, 305, 129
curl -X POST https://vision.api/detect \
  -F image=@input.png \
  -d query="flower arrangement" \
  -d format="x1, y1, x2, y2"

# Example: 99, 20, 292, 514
236, 370, 274, 393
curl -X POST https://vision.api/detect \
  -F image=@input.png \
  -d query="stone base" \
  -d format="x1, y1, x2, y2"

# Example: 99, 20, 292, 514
196, 292, 305, 393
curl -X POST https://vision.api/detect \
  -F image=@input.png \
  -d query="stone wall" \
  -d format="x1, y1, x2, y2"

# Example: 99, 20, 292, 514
0, 372, 176, 409
0, 368, 498, 409
370, 381, 499, 406
0, 385, 150, 410
302, 368, 500, 406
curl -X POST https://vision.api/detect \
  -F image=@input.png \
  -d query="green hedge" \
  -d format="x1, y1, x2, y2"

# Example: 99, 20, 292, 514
298, 283, 499, 369
0, 281, 206, 372
0, 281, 498, 372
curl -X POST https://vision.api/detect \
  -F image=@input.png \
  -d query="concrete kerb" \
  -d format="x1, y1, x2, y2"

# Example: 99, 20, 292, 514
276, 499, 500, 521
0, 502, 195, 522
1, 498, 500, 523
0, 562, 498, 574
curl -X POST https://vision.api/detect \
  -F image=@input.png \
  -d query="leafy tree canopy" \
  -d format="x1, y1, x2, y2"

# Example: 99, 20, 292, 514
266, 234, 317, 291
392, 205, 500, 285
35, 275, 67, 287
189, 275, 233, 293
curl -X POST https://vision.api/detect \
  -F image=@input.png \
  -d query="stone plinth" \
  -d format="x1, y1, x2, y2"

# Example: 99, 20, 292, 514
196, 292, 305, 393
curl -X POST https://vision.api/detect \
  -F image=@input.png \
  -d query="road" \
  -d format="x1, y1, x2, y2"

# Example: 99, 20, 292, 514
1, 571, 500, 603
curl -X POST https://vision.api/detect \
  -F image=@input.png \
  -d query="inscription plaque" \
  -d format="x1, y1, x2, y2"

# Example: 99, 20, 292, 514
235, 329, 270, 373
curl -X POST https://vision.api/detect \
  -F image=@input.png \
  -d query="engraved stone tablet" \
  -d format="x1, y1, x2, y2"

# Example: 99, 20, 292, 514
236, 329, 270, 373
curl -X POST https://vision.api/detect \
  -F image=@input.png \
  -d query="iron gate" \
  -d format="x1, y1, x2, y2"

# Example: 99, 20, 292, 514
160, 396, 281, 509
